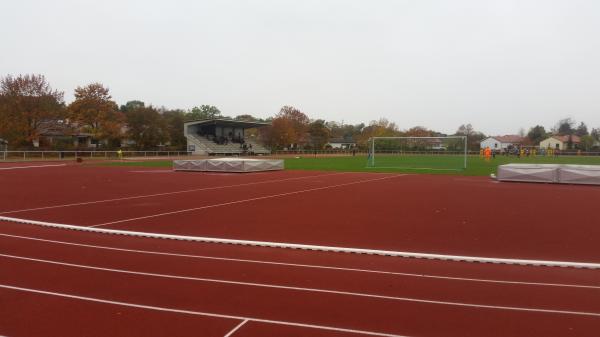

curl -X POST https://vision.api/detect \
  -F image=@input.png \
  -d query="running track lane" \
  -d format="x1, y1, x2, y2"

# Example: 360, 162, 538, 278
2, 221, 599, 288
96, 174, 600, 262
4, 166, 600, 262
0, 165, 346, 212
1, 172, 391, 227
0, 227, 599, 336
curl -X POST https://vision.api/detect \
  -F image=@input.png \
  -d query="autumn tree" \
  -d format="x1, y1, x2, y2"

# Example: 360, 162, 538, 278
262, 106, 310, 149
355, 118, 400, 148
68, 83, 123, 146
185, 105, 221, 121
125, 105, 168, 149
455, 124, 486, 151
405, 126, 435, 137
0, 74, 65, 146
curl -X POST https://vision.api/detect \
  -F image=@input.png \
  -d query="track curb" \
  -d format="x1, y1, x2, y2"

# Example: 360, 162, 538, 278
1, 215, 599, 269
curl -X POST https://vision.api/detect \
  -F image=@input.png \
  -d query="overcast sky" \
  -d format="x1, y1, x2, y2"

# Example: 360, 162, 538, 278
1, 0, 599, 135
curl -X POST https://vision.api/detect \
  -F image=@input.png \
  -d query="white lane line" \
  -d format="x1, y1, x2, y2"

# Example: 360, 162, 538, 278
0, 172, 350, 215
1, 233, 598, 290
90, 174, 404, 228
0, 284, 405, 337
223, 320, 248, 337
0, 164, 67, 171
2, 215, 600, 270
1, 253, 599, 317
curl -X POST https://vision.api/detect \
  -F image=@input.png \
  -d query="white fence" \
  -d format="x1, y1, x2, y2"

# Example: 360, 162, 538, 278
1, 150, 192, 161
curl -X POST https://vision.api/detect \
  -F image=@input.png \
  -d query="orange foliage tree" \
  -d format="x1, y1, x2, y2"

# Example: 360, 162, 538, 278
0, 74, 65, 147
261, 106, 310, 149
68, 83, 124, 146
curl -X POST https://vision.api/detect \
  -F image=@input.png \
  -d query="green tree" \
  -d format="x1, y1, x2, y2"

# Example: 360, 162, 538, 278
580, 135, 595, 150
527, 125, 547, 144
125, 105, 167, 149
591, 128, 600, 142
327, 121, 364, 142
120, 100, 145, 113
185, 105, 221, 121
162, 109, 187, 149
555, 118, 575, 135
308, 119, 330, 149
234, 114, 263, 122
0, 74, 65, 146
68, 83, 123, 145
575, 122, 589, 137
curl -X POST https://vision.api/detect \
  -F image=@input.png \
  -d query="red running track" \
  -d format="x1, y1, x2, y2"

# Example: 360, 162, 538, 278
1, 164, 600, 336
2, 164, 600, 262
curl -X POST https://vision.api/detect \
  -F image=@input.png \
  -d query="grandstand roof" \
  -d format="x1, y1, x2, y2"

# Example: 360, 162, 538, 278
184, 118, 270, 129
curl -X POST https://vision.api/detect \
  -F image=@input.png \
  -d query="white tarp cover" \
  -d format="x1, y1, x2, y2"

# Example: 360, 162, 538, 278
173, 158, 284, 173
558, 165, 600, 185
497, 163, 600, 185
497, 164, 559, 183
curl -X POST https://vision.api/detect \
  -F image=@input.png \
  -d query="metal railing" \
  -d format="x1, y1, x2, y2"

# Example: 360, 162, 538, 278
1, 150, 192, 161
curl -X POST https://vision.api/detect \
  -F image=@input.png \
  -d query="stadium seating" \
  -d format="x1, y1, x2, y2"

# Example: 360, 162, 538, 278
187, 134, 270, 155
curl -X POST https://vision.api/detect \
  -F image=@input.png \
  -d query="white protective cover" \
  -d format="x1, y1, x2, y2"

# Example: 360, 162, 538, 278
497, 163, 600, 185
173, 158, 284, 173
496, 164, 560, 183
557, 164, 600, 185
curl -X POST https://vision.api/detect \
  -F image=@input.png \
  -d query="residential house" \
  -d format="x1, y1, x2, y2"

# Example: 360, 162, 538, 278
539, 135, 581, 150
479, 135, 524, 150
327, 137, 356, 149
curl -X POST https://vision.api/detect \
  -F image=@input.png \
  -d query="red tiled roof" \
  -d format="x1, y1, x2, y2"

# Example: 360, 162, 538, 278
553, 135, 581, 143
493, 135, 524, 143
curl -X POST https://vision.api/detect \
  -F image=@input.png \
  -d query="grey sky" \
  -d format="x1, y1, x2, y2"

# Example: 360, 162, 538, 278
1, 0, 599, 135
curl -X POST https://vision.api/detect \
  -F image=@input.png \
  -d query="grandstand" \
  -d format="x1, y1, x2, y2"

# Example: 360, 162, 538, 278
184, 119, 270, 155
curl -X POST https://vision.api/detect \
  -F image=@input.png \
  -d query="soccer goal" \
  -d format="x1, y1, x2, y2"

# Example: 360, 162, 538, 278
367, 136, 468, 171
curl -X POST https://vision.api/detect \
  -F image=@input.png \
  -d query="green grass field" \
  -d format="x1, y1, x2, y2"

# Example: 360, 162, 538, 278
101, 154, 600, 176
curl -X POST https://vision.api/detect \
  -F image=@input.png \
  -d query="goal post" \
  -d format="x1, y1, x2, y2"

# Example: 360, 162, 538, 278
367, 136, 468, 171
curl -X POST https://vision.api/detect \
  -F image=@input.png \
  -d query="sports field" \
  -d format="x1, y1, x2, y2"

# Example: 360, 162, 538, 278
0, 161, 599, 337
103, 154, 600, 175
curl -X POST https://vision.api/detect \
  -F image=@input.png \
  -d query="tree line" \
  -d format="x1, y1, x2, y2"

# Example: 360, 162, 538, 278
1, 74, 599, 151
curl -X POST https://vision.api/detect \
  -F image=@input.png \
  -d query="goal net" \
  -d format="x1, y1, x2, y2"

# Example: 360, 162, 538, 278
367, 136, 467, 171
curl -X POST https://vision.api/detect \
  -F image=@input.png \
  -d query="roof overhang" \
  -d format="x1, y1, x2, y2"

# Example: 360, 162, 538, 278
184, 118, 270, 129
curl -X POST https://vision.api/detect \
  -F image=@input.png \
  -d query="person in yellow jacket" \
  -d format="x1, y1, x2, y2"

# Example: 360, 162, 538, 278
117, 149, 123, 160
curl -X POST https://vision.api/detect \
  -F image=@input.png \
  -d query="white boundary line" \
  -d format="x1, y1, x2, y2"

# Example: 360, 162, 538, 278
2, 253, 599, 317
0, 284, 406, 337
223, 320, 248, 337
1, 215, 600, 269
1, 233, 598, 290
90, 174, 404, 227
0, 164, 67, 170
0, 172, 350, 215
